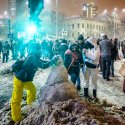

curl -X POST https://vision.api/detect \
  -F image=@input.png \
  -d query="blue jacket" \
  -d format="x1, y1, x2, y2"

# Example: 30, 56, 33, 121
15, 54, 51, 82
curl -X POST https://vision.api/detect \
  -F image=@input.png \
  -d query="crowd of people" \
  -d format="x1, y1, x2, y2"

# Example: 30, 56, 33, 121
1, 34, 124, 123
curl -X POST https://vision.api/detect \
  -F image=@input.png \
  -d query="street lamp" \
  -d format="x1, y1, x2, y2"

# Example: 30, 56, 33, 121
45, 0, 50, 4
113, 8, 117, 38
4, 11, 8, 16
122, 9, 125, 13
26, 1, 28, 5
114, 8, 118, 11
104, 9, 107, 14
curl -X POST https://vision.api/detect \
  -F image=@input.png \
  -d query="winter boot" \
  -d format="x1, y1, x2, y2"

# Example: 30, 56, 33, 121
93, 89, 97, 98
93, 89, 99, 102
84, 88, 88, 98
77, 85, 81, 91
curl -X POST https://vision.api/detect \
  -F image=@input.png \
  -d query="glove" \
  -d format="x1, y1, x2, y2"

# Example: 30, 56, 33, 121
50, 55, 61, 66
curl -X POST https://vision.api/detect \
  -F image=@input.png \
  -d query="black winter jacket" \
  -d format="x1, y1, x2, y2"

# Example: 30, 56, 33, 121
15, 54, 51, 82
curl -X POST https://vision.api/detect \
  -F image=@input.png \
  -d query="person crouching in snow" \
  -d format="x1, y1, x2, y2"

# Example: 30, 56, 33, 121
11, 41, 60, 122
83, 36, 100, 100
64, 43, 83, 90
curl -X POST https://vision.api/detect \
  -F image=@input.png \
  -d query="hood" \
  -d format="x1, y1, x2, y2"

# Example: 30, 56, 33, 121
87, 36, 97, 47
69, 42, 79, 51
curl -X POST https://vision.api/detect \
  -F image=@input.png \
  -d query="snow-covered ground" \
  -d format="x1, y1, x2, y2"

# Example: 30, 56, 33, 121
0, 60, 125, 109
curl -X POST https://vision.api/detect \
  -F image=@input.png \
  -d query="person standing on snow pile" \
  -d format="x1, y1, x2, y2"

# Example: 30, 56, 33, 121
11, 41, 60, 122
82, 36, 100, 100
64, 42, 84, 91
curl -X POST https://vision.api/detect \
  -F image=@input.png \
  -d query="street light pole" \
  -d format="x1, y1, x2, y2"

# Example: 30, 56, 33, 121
114, 14, 116, 38
113, 8, 117, 38
56, 0, 58, 39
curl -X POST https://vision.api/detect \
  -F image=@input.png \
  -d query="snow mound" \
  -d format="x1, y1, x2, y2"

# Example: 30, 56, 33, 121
17, 99, 125, 125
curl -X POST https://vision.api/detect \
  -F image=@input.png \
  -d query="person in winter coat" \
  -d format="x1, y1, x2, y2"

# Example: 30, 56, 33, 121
83, 36, 100, 100
11, 41, 60, 122
76, 34, 85, 89
59, 39, 68, 61
99, 35, 112, 81
97, 37, 103, 72
0, 41, 3, 59
52, 40, 60, 55
64, 43, 83, 90
2, 41, 10, 63
77, 34, 85, 50
110, 38, 118, 77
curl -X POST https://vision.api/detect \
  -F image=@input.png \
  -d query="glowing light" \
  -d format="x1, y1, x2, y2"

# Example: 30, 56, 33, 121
26, 23, 37, 36
114, 8, 117, 11
45, 0, 50, 4
104, 9, 107, 14
122, 9, 125, 12
83, 5, 87, 11
26, 1, 28, 5
4, 11, 8, 16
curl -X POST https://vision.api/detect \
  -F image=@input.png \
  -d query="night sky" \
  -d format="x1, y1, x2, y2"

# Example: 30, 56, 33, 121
0, 0, 125, 16
45, 0, 125, 16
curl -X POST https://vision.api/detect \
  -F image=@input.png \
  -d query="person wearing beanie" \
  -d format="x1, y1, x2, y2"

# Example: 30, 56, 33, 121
83, 36, 100, 100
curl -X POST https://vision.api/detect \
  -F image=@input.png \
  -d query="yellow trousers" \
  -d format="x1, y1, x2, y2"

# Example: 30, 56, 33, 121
11, 77, 36, 122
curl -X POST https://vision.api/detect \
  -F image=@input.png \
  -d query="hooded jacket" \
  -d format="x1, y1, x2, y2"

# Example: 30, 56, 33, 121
64, 43, 83, 75
15, 54, 51, 82
83, 36, 100, 68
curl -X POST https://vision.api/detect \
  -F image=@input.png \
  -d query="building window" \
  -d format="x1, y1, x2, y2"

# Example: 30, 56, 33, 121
72, 33, 74, 37
78, 32, 80, 35
90, 24, 92, 29
104, 27, 105, 31
87, 24, 89, 28
103, 26, 104, 30
72, 24, 74, 29
96, 25, 98, 29
99, 26, 100, 30
77, 23, 80, 28
82, 23, 84, 28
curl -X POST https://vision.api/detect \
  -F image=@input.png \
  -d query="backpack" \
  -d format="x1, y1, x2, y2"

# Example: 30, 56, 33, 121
12, 59, 24, 73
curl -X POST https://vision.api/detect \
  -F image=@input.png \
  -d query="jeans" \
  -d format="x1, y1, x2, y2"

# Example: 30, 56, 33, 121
2, 53, 9, 63
101, 56, 111, 79
76, 76, 81, 87
69, 73, 78, 85
110, 60, 114, 76
76, 65, 85, 87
